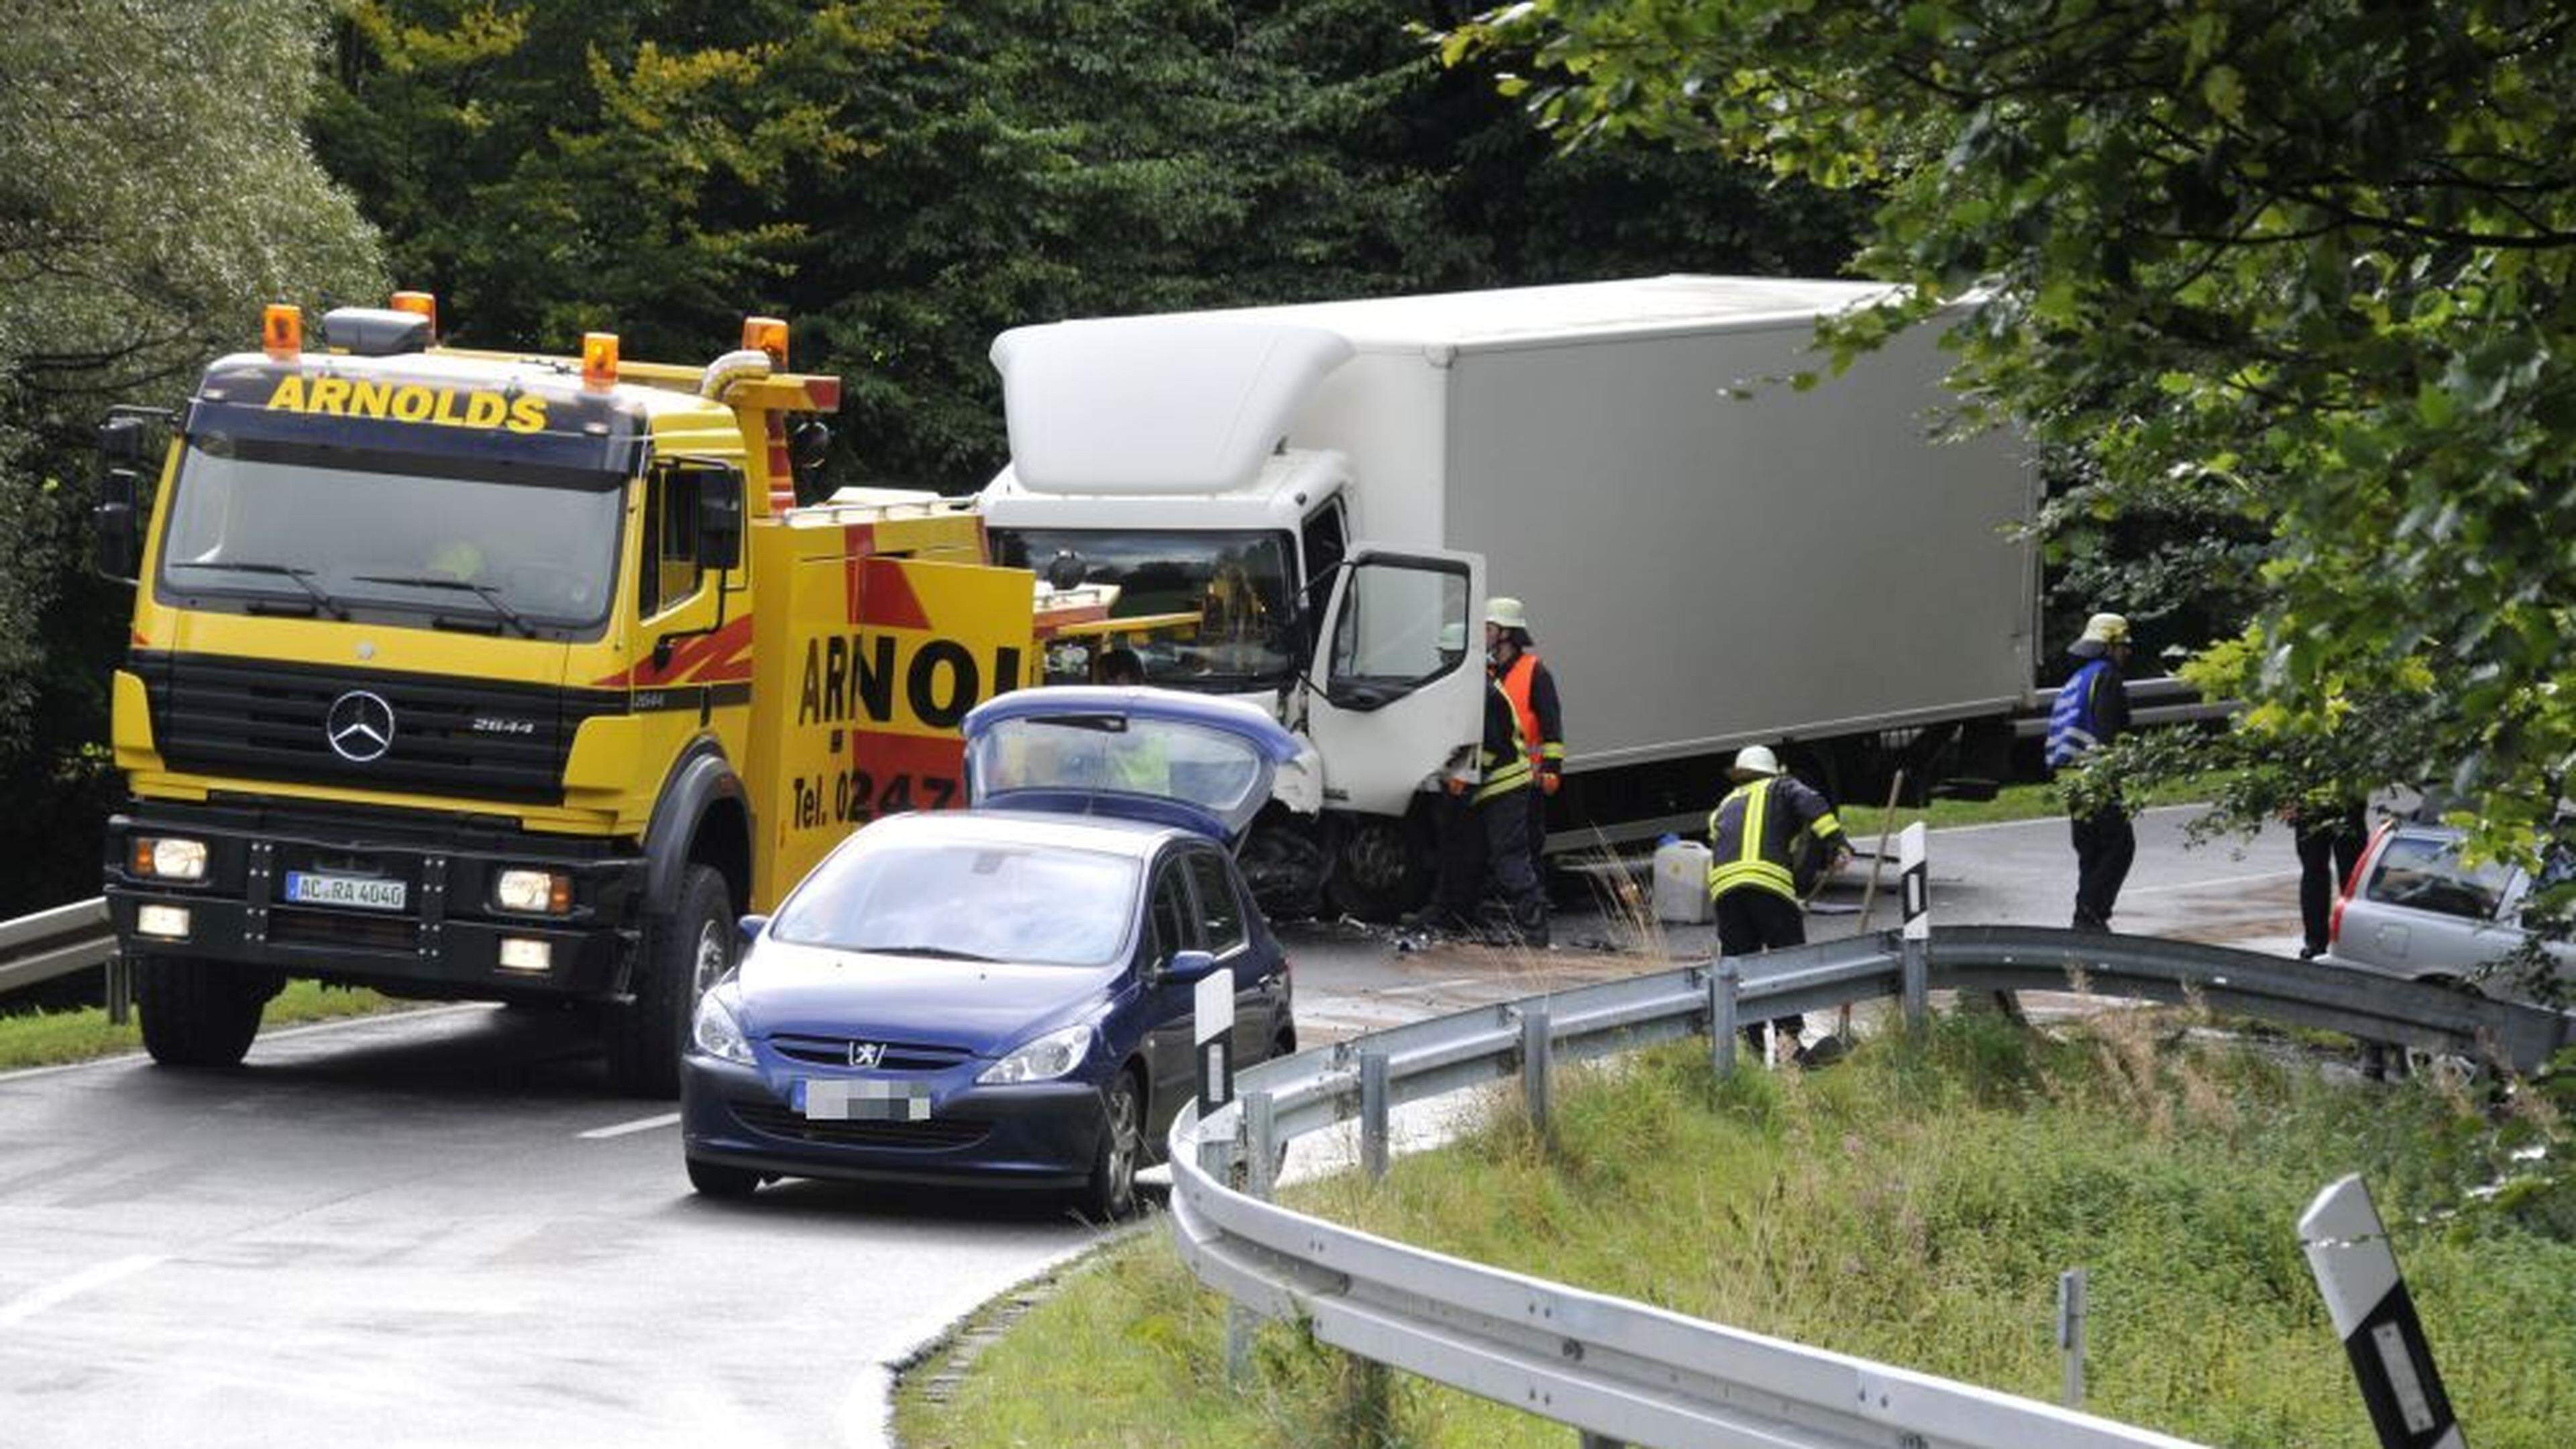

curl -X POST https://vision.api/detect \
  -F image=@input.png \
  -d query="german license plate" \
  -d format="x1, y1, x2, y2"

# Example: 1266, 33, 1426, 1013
282, 871, 408, 912
794, 1078, 931, 1122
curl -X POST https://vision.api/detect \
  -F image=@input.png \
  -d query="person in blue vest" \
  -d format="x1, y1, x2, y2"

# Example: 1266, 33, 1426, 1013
2047, 612, 2136, 931
1706, 745, 1851, 1057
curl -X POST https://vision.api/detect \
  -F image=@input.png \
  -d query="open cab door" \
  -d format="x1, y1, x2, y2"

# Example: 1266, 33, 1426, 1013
1301, 546, 1485, 818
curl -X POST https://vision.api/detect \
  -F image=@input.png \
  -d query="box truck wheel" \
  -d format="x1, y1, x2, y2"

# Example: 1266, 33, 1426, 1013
1326, 814, 1434, 922
606, 864, 733, 1098
136, 957, 280, 1069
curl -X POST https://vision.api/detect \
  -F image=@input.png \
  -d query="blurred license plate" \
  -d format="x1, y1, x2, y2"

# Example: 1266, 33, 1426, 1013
283, 871, 407, 911
794, 1078, 931, 1122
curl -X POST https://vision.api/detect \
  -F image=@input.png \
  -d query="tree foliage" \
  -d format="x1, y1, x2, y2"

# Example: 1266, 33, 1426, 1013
318, 0, 1869, 488
1462, 0, 2576, 854
0, 0, 381, 912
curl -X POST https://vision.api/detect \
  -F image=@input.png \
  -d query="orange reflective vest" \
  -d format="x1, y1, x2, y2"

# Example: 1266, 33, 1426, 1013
1497, 652, 1564, 781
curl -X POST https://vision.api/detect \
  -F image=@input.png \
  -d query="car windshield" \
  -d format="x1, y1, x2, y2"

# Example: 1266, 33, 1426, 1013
770, 837, 1140, 967
2364, 833, 2515, 920
969, 714, 1267, 824
991, 527, 1296, 686
154, 434, 625, 634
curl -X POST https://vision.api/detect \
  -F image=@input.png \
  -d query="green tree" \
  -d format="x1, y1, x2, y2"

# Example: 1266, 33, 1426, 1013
0, 0, 382, 916
1462, 1, 2576, 854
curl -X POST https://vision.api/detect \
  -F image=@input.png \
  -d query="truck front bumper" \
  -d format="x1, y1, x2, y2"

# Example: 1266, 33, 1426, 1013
105, 802, 646, 1000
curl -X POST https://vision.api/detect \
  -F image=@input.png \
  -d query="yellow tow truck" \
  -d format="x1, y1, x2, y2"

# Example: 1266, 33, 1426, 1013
95, 297, 1133, 1093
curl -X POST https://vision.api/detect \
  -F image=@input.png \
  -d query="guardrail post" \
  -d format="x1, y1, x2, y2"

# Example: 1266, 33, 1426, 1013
2300, 1174, 2467, 1449
1520, 1008, 1552, 1147
105, 954, 130, 1026
1224, 1089, 1278, 1385
1899, 822, 1929, 1034
2058, 1267, 2087, 1409
1709, 961, 1739, 1079
1360, 1051, 1391, 1183
1578, 1434, 1626, 1449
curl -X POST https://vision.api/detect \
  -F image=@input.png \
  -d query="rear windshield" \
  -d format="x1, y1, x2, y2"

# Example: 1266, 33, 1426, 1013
771, 838, 1140, 967
2363, 835, 2513, 921
969, 714, 1267, 819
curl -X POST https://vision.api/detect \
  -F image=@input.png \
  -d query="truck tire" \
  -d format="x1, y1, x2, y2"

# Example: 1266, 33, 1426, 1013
606, 863, 733, 1099
1326, 814, 1434, 922
136, 957, 278, 1069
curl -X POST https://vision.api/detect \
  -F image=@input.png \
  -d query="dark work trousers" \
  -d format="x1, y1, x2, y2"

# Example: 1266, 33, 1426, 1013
1713, 887, 1805, 1045
1437, 788, 1547, 940
2295, 804, 2369, 955
2069, 805, 2137, 929
1526, 789, 1550, 893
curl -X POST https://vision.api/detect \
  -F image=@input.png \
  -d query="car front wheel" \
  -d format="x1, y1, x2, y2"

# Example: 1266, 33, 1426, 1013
1077, 1070, 1144, 1222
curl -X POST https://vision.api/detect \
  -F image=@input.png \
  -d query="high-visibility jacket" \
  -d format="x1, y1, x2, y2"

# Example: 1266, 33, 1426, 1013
2045, 659, 2129, 769
1470, 677, 1532, 806
1497, 651, 1564, 785
1706, 775, 1848, 903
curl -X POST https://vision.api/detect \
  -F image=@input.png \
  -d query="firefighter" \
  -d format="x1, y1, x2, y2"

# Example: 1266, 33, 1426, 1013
1407, 671, 1548, 947
1485, 597, 1564, 887
2047, 612, 2136, 931
1707, 745, 1851, 1059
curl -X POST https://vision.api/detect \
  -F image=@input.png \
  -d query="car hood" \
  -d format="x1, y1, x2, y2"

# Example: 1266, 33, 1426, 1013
732, 937, 1118, 1057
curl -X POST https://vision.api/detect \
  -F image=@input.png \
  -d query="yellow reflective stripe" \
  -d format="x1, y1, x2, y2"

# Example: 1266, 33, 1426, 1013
1473, 762, 1532, 803
1707, 859, 1797, 898
1811, 809, 1844, 841
1539, 743, 1565, 760
1739, 778, 1772, 865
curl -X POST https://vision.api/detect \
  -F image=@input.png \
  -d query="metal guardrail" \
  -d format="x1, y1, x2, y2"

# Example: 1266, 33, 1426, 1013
0, 896, 115, 998
1168, 927, 2574, 1449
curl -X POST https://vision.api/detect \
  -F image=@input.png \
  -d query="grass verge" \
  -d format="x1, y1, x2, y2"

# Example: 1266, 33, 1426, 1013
1837, 771, 2235, 839
897, 1010, 2575, 1448
0, 981, 407, 1071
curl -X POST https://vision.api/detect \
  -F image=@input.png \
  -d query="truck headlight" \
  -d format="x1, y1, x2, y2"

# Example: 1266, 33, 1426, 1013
977, 1022, 1093, 1085
690, 983, 754, 1065
494, 868, 572, 914
133, 837, 208, 881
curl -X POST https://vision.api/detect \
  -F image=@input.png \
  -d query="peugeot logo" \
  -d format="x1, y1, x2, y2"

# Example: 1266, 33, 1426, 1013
325, 690, 396, 763
847, 1041, 885, 1069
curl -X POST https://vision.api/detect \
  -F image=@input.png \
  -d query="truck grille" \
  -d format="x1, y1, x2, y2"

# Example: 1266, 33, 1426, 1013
136, 652, 623, 805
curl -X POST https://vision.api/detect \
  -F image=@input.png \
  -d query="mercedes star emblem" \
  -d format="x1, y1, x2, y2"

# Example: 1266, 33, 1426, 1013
325, 690, 397, 763
848, 1040, 885, 1069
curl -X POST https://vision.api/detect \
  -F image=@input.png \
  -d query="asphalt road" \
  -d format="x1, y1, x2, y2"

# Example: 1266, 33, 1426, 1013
0, 804, 2303, 1447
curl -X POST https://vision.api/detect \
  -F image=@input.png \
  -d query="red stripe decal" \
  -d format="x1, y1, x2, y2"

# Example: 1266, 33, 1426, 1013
855, 556, 932, 631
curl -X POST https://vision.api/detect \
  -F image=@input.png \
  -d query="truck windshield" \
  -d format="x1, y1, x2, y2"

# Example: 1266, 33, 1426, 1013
154, 435, 625, 635
991, 528, 1297, 688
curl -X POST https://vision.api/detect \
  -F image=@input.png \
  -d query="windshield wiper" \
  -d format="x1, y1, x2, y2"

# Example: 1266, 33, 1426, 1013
858, 944, 1004, 963
168, 560, 350, 620
350, 574, 536, 638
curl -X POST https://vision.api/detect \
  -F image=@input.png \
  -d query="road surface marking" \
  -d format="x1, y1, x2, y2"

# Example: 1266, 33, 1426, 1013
579, 1112, 680, 1140
2125, 867, 2302, 898
0, 1254, 162, 1328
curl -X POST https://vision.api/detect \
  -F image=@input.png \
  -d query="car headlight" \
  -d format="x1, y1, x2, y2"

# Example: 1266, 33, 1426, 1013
133, 837, 208, 881
976, 1022, 1093, 1085
494, 868, 572, 914
690, 983, 754, 1066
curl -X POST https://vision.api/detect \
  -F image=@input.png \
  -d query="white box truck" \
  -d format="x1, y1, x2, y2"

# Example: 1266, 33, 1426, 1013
977, 276, 2039, 917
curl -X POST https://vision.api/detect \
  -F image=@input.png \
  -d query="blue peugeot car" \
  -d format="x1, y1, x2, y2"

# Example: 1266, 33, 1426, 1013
680, 688, 1307, 1218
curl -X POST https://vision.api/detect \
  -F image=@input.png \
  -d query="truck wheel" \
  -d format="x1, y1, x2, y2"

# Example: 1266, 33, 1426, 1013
1326, 815, 1433, 922
606, 863, 733, 1099
136, 957, 278, 1069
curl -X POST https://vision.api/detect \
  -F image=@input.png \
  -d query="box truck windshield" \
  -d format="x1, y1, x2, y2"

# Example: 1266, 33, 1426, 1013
989, 527, 1297, 686
154, 435, 627, 636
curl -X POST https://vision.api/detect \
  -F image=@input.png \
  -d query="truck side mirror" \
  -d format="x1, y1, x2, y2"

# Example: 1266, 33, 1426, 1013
93, 467, 139, 581
98, 415, 152, 466
1045, 549, 1088, 591
698, 468, 743, 572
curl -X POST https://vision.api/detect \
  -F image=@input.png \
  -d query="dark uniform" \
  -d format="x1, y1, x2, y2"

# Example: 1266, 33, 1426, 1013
2047, 655, 2134, 930
1496, 649, 1564, 883
1429, 678, 1548, 945
1706, 771, 1849, 1046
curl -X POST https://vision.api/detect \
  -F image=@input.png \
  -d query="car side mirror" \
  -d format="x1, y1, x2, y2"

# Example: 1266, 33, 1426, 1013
737, 913, 769, 949
698, 469, 744, 572
1159, 949, 1219, 986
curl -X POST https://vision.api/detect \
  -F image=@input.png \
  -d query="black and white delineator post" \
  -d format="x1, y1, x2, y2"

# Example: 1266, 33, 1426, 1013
2300, 1174, 2467, 1449
1898, 822, 1929, 1031
1194, 969, 1234, 1117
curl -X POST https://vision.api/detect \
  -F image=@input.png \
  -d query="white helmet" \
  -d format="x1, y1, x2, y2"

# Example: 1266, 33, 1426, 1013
1484, 596, 1527, 631
1729, 744, 1783, 781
